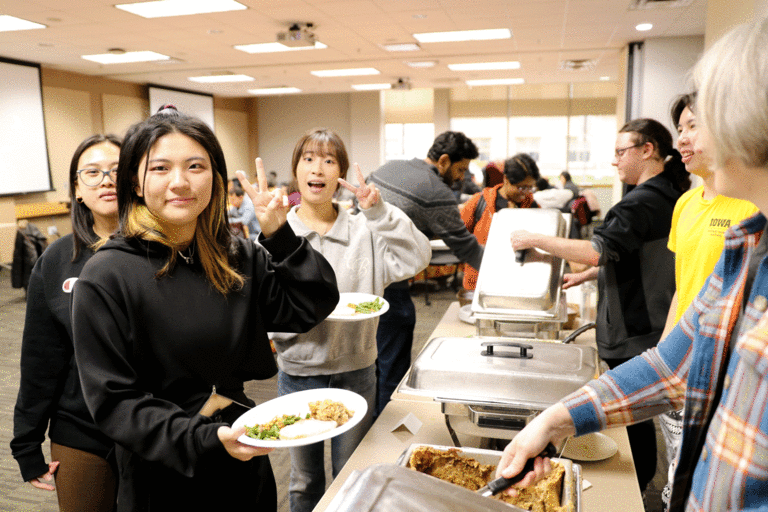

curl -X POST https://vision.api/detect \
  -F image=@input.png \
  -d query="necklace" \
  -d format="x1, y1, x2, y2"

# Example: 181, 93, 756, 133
178, 243, 195, 265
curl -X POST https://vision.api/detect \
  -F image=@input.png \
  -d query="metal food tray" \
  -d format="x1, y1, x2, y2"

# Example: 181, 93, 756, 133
397, 444, 582, 512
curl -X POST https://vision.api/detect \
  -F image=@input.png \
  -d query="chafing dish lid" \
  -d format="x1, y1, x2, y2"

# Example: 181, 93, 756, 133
399, 337, 597, 408
473, 208, 567, 314
325, 463, 524, 512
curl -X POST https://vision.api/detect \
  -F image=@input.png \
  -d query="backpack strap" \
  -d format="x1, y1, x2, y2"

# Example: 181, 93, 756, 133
473, 194, 487, 230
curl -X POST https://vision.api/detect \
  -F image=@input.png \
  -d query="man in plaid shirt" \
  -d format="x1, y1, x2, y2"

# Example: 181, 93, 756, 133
496, 18, 768, 511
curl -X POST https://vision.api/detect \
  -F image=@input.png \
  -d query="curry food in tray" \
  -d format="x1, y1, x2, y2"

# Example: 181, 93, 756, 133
407, 446, 570, 512
245, 399, 354, 441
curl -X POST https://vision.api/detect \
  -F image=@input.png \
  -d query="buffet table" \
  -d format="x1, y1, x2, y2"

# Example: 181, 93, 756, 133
314, 302, 644, 512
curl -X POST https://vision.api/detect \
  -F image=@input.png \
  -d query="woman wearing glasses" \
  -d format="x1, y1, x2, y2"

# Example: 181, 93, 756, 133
11, 134, 121, 511
510, 118, 689, 492
459, 153, 540, 290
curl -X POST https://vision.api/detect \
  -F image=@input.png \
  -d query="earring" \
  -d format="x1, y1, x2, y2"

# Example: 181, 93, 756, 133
76, 197, 84, 203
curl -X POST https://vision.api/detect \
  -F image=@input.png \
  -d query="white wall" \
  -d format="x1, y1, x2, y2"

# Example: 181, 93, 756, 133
255, 91, 383, 184
638, 36, 705, 133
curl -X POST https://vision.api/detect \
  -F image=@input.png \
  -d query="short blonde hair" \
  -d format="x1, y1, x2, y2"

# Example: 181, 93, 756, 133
694, 17, 768, 170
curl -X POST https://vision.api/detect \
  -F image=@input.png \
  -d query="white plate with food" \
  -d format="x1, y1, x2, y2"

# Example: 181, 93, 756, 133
233, 388, 368, 448
327, 292, 389, 322
561, 432, 618, 461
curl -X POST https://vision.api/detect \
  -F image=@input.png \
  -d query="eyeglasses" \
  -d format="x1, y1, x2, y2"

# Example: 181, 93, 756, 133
516, 185, 537, 193
77, 167, 117, 187
614, 143, 644, 159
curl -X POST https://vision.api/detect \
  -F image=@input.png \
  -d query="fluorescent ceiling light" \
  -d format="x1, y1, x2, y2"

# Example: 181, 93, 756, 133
448, 61, 520, 71
381, 43, 421, 52
0, 15, 46, 32
466, 78, 524, 86
234, 41, 327, 54
188, 74, 254, 83
116, 0, 246, 18
311, 68, 380, 77
413, 28, 511, 43
352, 83, 392, 91
405, 61, 437, 68
248, 87, 302, 96
600, 76, 611, 81
82, 51, 170, 64
635, 23, 653, 31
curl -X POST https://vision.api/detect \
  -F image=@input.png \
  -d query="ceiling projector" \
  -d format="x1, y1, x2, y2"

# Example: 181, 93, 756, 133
277, 23, 317, 47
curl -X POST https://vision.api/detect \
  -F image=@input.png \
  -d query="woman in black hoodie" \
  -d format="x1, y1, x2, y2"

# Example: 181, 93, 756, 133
71, 106, 338, 511
12, 134, 121, 511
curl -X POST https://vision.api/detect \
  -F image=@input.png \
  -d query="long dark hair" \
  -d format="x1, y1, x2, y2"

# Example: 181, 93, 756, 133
619, 118, 690, 192
69, 134, 122, 261
116, 105, 243, 294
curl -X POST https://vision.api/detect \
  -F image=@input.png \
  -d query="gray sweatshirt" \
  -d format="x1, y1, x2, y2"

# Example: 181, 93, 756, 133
277, 200, 431, 375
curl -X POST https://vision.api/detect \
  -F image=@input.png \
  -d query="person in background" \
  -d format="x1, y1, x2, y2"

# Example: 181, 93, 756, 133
227, 178, 260, 240
278, 128, 430, 512
657, 92, 758, 508
368, 131, 481, 417
483, 160, 505, 187
452, 167, 481, 203
281, 180, 302, 207
532, 177, 574, 211
497, 18, 768, 511
11, 134, 121, 511
71, 106, 338, 511
559, 171, 579, 198
510, 118, 690, 493
459, 153, 540, 291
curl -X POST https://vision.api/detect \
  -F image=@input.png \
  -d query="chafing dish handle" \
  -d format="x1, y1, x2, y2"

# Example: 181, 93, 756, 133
480, 341, 534, 358
561, 322, 596, 344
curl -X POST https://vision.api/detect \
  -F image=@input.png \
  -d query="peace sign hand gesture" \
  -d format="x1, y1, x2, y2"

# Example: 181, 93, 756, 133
236, 158, 288, 238
338, 163, 380, 210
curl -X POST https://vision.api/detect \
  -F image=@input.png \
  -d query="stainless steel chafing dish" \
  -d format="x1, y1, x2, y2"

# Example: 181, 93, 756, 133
397, 336, 598, 442
472, 208, 571, 339
396, 444, 582, 512
325, 463, 525, 512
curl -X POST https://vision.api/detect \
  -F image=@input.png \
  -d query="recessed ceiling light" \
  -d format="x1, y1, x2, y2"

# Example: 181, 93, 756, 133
82, 51, 170, 64
413, 28, 511, 43
635, 23, 653, 31
381, 43, 421, 52
351, 83, 392, 91
234, 41, 327, 54
0, 15, 46, 32
412, 14, 427, 19
188, 74, 254, 83
466, 78, 524, 86
115, 0, 247, 18
405, 61, 437, 68
248, 87, 302, 96
599, 76, 611, 81
311, 68, 380, 77
448, 61, 520, 71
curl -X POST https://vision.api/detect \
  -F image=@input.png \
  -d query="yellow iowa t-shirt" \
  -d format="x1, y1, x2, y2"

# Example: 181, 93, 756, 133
669, 186, 759, 323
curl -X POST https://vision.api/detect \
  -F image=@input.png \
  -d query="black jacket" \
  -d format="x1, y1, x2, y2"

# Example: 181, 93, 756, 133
72, 223, 338, 511
11, 234, 113, 482
592, 169, 685, 360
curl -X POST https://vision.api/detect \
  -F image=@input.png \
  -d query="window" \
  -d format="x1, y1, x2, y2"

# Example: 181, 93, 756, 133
384, 123, 434, 161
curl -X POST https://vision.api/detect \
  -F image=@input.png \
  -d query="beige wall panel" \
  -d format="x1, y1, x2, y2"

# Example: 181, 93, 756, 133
256, 93, 351, 185
349, 92, 383, 176
102, 95, 148, 139
33, 87, 93, 205
215, 108, 251, 178
383, 89, 434, 124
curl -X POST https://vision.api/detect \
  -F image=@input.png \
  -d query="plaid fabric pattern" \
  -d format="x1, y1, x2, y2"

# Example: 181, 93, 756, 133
564, 213, 768, 512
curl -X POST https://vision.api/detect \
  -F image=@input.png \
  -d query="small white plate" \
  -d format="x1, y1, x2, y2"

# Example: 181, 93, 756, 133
327, 292, 389, 322
458, 304, 475, 324
561, 432, 619, 462
233, 388, 368, 448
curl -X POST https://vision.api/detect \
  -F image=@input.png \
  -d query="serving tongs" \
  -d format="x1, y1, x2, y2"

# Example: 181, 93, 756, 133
476, 443, 559, 497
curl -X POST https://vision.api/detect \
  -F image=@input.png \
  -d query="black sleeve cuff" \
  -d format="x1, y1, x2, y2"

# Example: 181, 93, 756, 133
257, 223, 301, 261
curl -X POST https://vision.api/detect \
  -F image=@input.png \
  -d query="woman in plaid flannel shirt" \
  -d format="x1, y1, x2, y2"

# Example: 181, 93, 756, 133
497, 17, 768, 512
